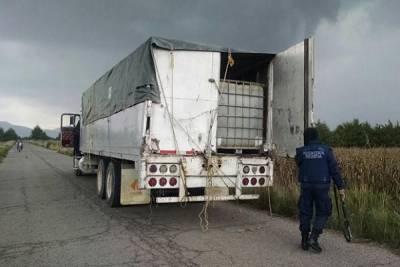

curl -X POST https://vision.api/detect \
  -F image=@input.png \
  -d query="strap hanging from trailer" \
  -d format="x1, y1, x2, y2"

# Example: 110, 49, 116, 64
150, 43, 249, 232
223, 48, 235, 81
151, 48, 190, 205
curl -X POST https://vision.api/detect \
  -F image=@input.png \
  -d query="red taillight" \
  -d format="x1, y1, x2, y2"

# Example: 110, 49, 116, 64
242, 177, 249, 186
148, 178, 157, 187
259, 178, 266, 185
169, 177, 177, 186
251, 177, 257, 185
160, 150, 176, 155
149, 165, 157, 173
159, 177, 167, 187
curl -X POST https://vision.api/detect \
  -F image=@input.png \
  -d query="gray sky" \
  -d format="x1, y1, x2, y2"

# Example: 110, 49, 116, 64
0, 0, 399, 129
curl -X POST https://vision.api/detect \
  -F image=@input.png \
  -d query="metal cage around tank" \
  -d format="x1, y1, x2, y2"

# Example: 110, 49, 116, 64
216, 80, 265, 149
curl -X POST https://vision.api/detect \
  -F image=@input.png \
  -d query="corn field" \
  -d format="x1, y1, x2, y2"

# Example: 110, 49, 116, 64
335, 148, 400, 198
258, 148, 400, 249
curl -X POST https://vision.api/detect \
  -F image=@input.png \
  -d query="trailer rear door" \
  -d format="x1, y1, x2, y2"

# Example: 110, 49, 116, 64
271, 38, 314, 157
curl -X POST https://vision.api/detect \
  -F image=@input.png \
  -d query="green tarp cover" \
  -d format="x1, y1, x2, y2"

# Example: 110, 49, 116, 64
82, 36, 239, 125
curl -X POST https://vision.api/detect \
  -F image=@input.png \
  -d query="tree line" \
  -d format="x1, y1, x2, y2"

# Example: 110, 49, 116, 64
2, 121, 400, 147
0, 125, 51, 141
315, 119, 400, 147
0, 128, 19, 141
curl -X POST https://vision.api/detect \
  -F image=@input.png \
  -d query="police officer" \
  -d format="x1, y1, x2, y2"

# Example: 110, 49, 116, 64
295, 127, 345, 252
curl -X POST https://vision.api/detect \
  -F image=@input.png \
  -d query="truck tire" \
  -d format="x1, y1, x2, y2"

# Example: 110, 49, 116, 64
105, 161, 121, 207
97, 159, 108, 199
74, 169, 82, 176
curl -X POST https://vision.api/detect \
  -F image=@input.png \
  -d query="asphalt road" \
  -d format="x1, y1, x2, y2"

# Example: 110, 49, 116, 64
0, 143, 399, 266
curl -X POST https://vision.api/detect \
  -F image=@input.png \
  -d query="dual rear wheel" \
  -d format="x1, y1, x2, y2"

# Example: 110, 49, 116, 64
96, 158, 121, 207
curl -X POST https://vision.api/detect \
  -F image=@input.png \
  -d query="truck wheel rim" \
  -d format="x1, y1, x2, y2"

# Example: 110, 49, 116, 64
97, 164, 103, 193
106, 170, 113, 199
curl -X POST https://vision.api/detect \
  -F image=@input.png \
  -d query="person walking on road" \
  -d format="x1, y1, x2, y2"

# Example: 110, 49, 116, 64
16, 139, 23, 152
295, 127, 345, 253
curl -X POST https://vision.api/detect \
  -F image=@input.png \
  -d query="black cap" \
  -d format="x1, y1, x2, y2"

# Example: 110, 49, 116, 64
304, 127, 319, 145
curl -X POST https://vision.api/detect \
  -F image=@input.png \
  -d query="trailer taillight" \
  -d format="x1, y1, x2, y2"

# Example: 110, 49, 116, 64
149, 165, 157, 173
148, 178, 157, 187
159, 165, 167, 173
159, 177, 167, 187
259, 177, 266, 185
169, 177, 177, 186
243, 166, 250, 174
251, 166, 258, 174
251, 177, 257, 186
242, 177, 249, 186
169, 165, 178, 173
259, 166, 265, 174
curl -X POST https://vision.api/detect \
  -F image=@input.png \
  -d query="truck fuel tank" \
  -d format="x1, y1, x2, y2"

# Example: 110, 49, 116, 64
78, 156, 97, 174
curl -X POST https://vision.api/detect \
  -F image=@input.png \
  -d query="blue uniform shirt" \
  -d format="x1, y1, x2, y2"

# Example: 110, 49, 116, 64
295, 140, 344, 189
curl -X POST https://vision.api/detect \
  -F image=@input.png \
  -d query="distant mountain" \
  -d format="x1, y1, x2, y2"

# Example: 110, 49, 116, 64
0, 121, 59, 138
44, 129, 59, 139
0, 121, 31, 137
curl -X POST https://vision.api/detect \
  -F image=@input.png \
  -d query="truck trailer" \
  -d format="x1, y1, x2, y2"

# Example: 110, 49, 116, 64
60, 37, 314, 207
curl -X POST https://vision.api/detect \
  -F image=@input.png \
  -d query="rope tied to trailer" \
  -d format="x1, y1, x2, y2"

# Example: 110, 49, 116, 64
152, 47, 248, 231
151, 49, 190, 206
197, 96, 220, 232
223, 48, 235, 82
198, 50, 249, 231
198, 157, 215, 232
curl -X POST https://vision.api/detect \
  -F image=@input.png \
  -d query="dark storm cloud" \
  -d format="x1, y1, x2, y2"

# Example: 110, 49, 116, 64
0, 0, 342, 127
5, 0, 400, 129
314, 0, 400, 127
0, 0, 341, 51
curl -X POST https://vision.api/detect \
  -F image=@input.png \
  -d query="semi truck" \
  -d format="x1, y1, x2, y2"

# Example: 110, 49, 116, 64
60, 37, 314, 207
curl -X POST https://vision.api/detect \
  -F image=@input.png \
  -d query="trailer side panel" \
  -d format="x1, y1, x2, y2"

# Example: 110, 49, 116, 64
80, 103, 146, 162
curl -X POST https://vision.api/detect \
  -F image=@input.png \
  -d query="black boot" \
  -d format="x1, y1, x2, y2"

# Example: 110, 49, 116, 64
301, 233, 309, 251
309, 233, 322, 253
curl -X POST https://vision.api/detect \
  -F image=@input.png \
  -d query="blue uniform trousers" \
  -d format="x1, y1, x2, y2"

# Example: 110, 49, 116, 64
298, 183, 332, 235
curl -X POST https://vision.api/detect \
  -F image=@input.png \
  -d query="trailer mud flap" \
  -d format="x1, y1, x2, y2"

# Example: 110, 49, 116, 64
120, 164, 151, 205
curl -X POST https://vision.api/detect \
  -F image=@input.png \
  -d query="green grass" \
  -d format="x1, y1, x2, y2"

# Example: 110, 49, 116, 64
30, 139, 73, 156
254, 148, 400, 250
256, 184, 400, 249
0, 141, 15, 163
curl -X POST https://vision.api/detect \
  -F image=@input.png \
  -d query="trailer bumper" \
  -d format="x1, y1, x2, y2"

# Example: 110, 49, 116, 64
155, 194, 260, 203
